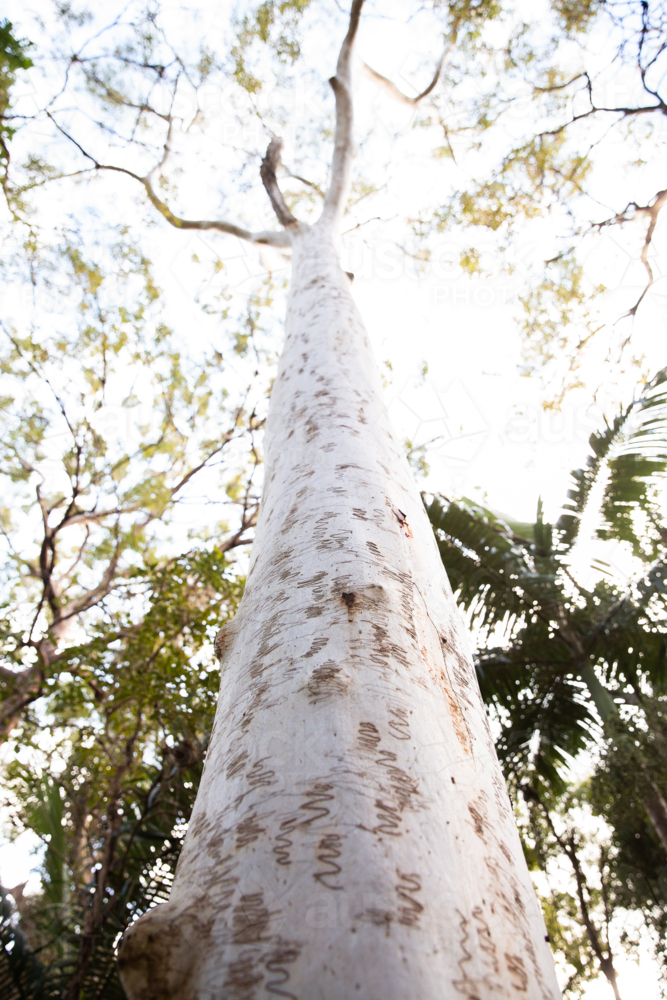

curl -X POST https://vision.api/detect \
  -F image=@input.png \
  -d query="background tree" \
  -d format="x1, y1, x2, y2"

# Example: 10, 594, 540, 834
426, 368, 667, 992
407, 0, 667, 404
0, 18, 33, 191
0, 207, 261, 995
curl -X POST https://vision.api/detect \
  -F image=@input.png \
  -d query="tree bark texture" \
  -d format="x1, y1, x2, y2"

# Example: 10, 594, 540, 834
119, 223, 561, 999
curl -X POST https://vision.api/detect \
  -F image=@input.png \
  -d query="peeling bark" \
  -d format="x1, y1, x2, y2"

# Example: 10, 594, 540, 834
118, 222, 560, 999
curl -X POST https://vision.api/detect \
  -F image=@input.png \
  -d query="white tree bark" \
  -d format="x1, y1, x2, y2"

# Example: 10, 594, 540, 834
118, 3, 561, 995
118, 220, 561, 999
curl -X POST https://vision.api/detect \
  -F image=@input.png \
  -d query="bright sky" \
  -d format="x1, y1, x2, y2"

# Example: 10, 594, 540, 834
2, 0, 666, 995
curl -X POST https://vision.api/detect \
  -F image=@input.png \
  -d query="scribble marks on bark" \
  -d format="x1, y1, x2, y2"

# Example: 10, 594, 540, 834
236, 811, 266, 850
307, 664, 350, 702
314, 833, 344, 890
388, 706, 411, 741
247, 758, 276, 790
375, 799, 402, 836
227, 751, 249, 778
472, 905, 499, 975
232, 892, 270, 945
453, 907, 504, 998
205, 854, 238, 914
439, 666, 473, 756
468, 798, 489, 842
376, 749, 420, 811
396, 872, 423, 928
273, 817, 297, 867
273, 784, 336, 871
358, 721, 381, 751
264, 942, 301, 999
303, 636, 329, 659
299, 783, 334, 826
505, 953, 529, 991
223, 953, 264, 1000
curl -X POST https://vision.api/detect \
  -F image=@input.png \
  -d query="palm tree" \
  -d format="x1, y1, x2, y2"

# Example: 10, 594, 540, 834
427, 370, 667, 996
426, 370, 667, 998
426, 369, 667, 840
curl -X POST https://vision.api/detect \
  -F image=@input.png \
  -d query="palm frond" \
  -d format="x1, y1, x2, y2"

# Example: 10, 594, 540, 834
425, 494, 561, 637
598, 373, 667, 558
557, 368, 667, 551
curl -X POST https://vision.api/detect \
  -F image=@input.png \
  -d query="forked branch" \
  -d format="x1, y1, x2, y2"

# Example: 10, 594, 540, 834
320, 0, 366, 228
593, 186, 667, 323
362, 16, 460, 108
46, 114, 290, 248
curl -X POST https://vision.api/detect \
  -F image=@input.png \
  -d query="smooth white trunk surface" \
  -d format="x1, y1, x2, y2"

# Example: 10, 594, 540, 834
119, 224, 561, 1000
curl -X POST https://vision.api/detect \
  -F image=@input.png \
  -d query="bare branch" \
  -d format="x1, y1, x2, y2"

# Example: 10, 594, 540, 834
320, 0, 366, 228
537, 101, 666, 140
53, 539, 125, 634
46, 114, 290, 248
284, 168, 324, 198
260, 137, 298, 227
362, 35, 455, 107
596, 187, 667, 323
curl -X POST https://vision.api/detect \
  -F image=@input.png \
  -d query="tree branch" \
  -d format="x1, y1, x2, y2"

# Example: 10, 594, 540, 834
259, 137, 298, 227
320, 0, 366, 228
612, 187, 667, 322
526, 788, 623, 1000
46, 113, 290, 248
361, 27, 457, 108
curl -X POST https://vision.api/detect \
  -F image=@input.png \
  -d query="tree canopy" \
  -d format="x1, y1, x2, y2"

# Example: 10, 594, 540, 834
0, 2, 665, 997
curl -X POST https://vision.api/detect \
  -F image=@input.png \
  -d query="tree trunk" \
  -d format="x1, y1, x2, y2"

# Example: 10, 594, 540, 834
118, 223, 560, 999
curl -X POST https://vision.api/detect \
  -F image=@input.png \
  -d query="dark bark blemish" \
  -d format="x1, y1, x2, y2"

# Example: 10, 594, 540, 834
341, 591, 357, 620
214, 621, 235, 661
118, 901, 213, 1000
361, 909, 393, 935
393, 508, 413, 538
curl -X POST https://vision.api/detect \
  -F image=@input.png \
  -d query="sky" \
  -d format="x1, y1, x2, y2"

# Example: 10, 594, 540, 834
1, 0, 666, 995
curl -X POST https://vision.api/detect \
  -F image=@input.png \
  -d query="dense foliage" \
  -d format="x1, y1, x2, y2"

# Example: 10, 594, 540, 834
426, 370, 667, 995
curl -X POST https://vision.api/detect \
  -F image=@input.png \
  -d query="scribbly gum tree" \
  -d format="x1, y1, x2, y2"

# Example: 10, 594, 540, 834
115, 5, 560, 998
